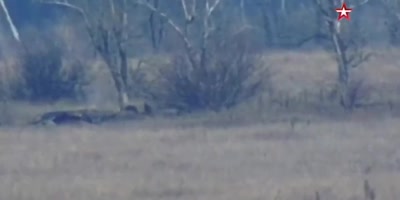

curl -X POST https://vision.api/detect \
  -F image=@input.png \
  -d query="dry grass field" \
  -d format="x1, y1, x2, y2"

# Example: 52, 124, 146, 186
0, 115, 399, 200
1, 50, 400, 200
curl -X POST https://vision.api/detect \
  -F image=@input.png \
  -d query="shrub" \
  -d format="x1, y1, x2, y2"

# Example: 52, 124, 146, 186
154, 35, 267, 112
17, 38, 87, 102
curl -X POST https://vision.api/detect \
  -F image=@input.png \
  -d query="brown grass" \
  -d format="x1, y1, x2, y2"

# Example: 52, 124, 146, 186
0, 116, 399, 200
1, 49, 400, 199
263, 49, 400, 92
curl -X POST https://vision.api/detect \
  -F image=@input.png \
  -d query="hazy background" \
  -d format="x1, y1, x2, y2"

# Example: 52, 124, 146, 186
1, 1, 400, 200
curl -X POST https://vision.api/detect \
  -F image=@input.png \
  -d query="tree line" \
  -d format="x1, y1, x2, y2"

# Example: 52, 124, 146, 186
1, 0, 400, 113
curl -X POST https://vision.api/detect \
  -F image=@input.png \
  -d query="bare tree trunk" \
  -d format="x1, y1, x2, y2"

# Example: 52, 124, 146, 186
259, 1, 279, 47
280, 0, 286, 16
148, 0, 164, 51
331, 28, 350, 108
328, 19, 348, 84
116, 82, 129, 111
114, 79, 129, 110
118, 47, 129, 110
239, 0, 247, 25
105, 58, 129, 110
116, 0, 130, 110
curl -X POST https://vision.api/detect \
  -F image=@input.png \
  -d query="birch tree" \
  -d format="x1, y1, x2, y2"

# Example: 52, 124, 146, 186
315, 0, 370, 110
38, 0, 141, 111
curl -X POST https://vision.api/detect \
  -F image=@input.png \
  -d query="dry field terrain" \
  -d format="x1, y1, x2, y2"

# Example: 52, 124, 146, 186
1, 50, 400, 200
0, 115, 399, 200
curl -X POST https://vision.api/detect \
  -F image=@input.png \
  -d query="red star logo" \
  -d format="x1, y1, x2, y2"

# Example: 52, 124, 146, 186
336, 2, 352, 21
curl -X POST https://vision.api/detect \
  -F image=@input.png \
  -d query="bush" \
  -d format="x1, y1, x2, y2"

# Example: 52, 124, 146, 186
154, 35, 267, 112
17, 39, 87, 102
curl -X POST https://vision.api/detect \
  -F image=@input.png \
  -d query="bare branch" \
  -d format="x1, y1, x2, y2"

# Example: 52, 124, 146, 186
380, 0, 400, 21
206, 0, 223, 17
181, 0, 191, 21
348, 50, 372, 68
38, 0, 90, 28
350, 0, 369, 9
39, 0, 83, 14
191, 0, 197, 18
36, 0, 103, 52
136, 0, 198, 70
313, 0, 335, 22
135, 0, 193, 51
180, 0, 197, 22
203, 0, 224, 39
0, 0, 20, 41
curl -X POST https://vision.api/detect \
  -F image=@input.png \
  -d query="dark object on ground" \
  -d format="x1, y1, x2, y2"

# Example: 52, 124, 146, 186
123, 105, 139, 114
30, 103, 174, 126
31, 109, 118, 126
31, 110, 93, 125
144, 103, 153, 115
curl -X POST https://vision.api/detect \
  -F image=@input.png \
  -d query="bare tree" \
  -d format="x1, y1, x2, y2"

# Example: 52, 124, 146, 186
135, 0, 222, 70
38, 0, 142, 110
135, 0, 264, 111
314, 0, 371, 110
0, 0, 20, 41
380, 0, 400, 45
253, 0, 297, 47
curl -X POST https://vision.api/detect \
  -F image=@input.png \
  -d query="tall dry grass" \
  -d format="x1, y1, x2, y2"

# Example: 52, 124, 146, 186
0, 115, 399, 200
